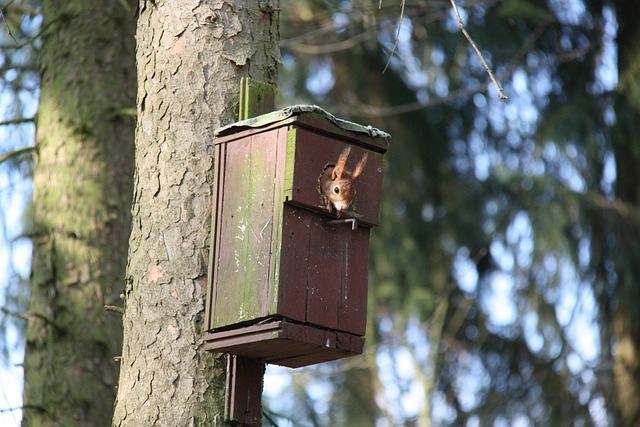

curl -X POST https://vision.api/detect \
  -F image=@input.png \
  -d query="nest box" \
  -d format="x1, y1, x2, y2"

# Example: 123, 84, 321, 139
203, 105, 389, 368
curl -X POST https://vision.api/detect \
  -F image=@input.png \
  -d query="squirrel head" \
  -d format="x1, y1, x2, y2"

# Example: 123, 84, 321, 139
319, 147, 368, 216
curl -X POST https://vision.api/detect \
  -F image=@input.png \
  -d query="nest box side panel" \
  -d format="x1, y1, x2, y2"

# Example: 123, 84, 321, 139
284, 127, 385, 226
205, 142, 226, 331
211, 128, 282, 328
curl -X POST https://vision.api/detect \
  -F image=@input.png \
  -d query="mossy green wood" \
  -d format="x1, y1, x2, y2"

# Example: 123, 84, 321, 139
239, 77, 276, 121
211, 125, 303, 328
211, 127, 288, 327
282, 127, 299, 206
211, 77, 282, 328
209, 122, 386, 328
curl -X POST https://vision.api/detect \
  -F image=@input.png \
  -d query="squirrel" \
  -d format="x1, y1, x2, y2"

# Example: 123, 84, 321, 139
318, 146, 368, 217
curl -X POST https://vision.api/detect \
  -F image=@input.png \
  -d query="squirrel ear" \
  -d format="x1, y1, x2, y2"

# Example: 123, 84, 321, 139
333, 147, 351, 179
352, 152, 368, 181
332, 165, 343, 180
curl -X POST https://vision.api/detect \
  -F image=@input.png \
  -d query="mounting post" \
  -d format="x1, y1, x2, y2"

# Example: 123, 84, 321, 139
221, 77, 275, 427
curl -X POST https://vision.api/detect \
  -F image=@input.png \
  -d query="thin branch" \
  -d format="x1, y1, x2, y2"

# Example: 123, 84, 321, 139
0, 2, 18, 46
344, 36, 590, 118
283, 30, 375, 55
449, 0, 507, 100
104, 305, 125, 315
0, 116, 34, 126
21, 312, 63, 332
0, 146, 34, 165
0, 306, 28, 321
381, 0, 406, 74
262, 409, 281, 427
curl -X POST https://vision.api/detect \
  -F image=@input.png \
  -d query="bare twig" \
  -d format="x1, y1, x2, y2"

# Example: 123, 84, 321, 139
381, 0, 406, 74
0, 116, 34, 126
0, 3, 19, 46
104, 305, 125, 315
449, 0, 507, 100
0, 306, 28, 321
282, 30, 376, 55
0, 146, 34, 165
349, 40, 588, 117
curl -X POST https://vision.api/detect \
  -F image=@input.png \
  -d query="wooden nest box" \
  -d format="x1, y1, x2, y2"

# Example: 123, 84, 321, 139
203, 106, 389, 368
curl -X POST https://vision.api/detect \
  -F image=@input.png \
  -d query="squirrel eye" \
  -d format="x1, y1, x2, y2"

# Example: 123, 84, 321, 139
333, 186, 340, 194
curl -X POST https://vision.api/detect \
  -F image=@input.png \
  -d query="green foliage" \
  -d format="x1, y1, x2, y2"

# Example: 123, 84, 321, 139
268, 0, 640, 426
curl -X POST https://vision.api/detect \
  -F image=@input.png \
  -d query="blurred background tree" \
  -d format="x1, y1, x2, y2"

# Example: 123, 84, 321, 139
1, 0, 136, 425
0, 1, 41, 424
1, 0, 639, 426
266, 0, 639, 426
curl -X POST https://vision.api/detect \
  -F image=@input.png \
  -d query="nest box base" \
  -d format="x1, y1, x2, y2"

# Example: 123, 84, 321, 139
203, 319, 364, 368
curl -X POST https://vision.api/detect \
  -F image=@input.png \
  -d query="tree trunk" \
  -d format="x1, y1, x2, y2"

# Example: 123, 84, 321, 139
23, 1, 136, 426
611, 2, 640, 425
112, 1, 279, 425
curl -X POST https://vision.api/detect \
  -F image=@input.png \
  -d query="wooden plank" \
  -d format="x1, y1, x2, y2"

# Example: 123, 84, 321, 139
212, 128, 281, 327
203, 320, 364, 368
241, 130, 279, 320
339, 227, 369, 336
225, 355, 264, 427
277, 205, 369, 335
205, 143, 226, 331
286, 128, 385, 226
267, 127, 288, 315
239, 77, 276, 121
277, 205, 310, 322
213, 135, 253, 327
306, 218, 341, 331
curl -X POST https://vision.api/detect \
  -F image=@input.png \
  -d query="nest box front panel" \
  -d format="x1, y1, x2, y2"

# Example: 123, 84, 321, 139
278, 205, 369, 336
284, 127, 384, 226
209, 127, 287, 329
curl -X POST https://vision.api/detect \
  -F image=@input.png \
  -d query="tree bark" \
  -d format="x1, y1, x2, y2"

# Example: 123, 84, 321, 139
23, 1, 136, 426
112, 1, 279, 425
611, 1, 640, 425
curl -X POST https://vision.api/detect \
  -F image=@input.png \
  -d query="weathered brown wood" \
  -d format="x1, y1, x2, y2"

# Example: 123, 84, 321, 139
203, 320, 364, 368
206, 109, 388, 367
276, 205, 369, 335
225, 355, 264, 427
284, 127, 384, 227
239, 77, 276, 121
211, 129, 281, 327
277, 205, 311, 323
220, 78, 275, 427
340, 227, 369, 334
306, 216, 341, 331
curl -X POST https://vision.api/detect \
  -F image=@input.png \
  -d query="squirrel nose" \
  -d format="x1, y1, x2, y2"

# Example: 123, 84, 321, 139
334, 201, 349, 213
